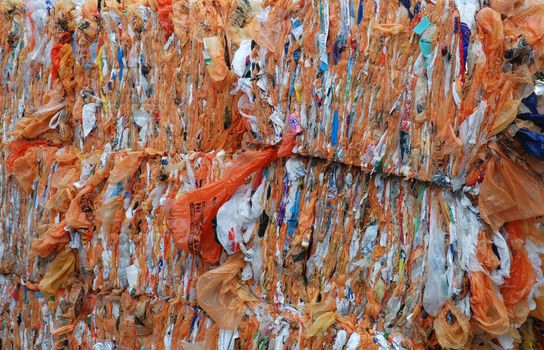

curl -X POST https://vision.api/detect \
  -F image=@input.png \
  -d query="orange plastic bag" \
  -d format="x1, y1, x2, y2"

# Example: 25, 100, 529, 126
500, 246, 536, 306
488, 99, 521, 137
168, 131, 296, 263
476, 231, 501, 271
530, 284, 544, 321
305, 311, 337, 338
202, 36, 229, 83
12, 147, 38, 194
12, 91, 66, 140
517, 217, 544, 246
504, 3, 544, 55
248, 13, 285, 55
488, 0, 521, 16
507, 296, 531, 325
108, 151, 144, 184
5, 139, 50, 172
195, 254, 257, 329
157, 0, 174, 36
479, 145, 544, 231
45, 186, 74, 213
38, 247, 76, 297
476, 7, 504, 51
469, 271, 510, 335
434, 300, 470, 349
31, 221, 70, 257
66, 185, 94, 231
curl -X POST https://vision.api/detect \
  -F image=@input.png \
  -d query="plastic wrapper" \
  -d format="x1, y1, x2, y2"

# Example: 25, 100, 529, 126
1, 0, 544, 348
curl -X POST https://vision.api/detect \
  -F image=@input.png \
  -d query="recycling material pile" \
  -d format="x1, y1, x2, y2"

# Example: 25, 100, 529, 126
1, 0, 544, 348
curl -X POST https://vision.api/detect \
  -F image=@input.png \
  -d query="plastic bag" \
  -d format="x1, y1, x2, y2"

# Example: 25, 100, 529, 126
157, 0, 174, 36
216, 181, 265, 255
507, 296, 531, 325
12, 146, 38, 194
476, 7, 504, 51
479, 145, 544, 231
500, 246, 536, 306
38, 247, 76, 297
476, 231, 500, 271
516, 128, 544, 160
196, 254, 257, 329
12, 92, 66, 140
168, 131, 296, 263
202, 36, 229, 83
31, 221, 70, 257
488, 0, 521, 16
530, 284, 544, 321
5, 139, 50, 172
423, 197, 447, 316
305, 311, 336, 339
108, 151, 144, 184
489, 99, 520, 137
66, 185, 94, 231
504, 3, 544, 55
469, 271, 510, 335
434, 300, 471, 349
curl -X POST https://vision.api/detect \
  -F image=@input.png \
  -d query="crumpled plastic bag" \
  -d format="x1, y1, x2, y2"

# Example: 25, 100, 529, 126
5, 139, 50, 172
305, 311, 337, 339
434, 300, 471, 349
479, 145, 544, 231
196, 254, 257, 329
423, 197, 448, 316
108, 151, 144, 184
202, 36, 229, 83
470, 271, 510, 335
476, 7, 504, 51
476, 231, 500, 271
504, 3, 544, 56
66, 185, 94, 231
216, 181, 265, 255
12, 91, 66, 140
38, 247, 76, 297
12, 146, 38, 194
31, 221, 70, 257
489, 99, 521, 137
500, 223, 537, 306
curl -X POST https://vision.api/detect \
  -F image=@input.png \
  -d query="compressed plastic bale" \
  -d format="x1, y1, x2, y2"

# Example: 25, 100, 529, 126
2, 0, 544, 348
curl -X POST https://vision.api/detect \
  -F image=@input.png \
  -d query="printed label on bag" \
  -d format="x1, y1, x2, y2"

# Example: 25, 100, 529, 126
188, 201, 205, 254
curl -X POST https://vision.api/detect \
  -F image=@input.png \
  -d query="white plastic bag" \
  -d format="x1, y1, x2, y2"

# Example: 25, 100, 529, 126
217, 181, 265, 255
423, 195, 448, 316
